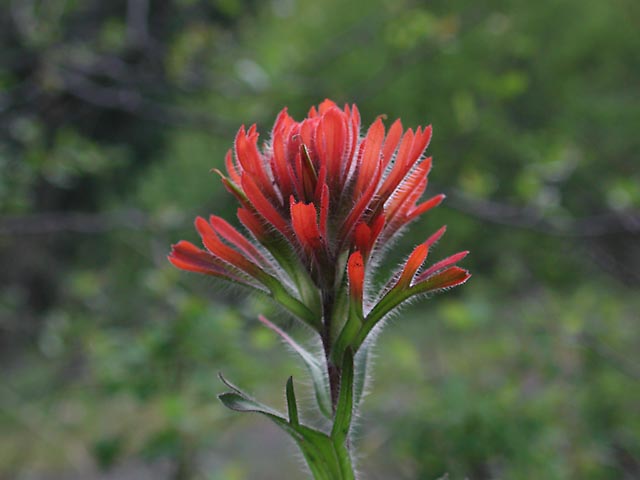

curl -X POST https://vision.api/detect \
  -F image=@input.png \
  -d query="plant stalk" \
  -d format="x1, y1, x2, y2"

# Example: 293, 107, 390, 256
313, 290, 356, 480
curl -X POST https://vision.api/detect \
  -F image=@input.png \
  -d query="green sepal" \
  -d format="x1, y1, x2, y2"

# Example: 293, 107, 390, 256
331, 297, 363, 365
330, 276, 349, 341
258, 315, 333, 419
261, 236, 322, 319
286, 376, 299, 426
267, 280, 321, 330
213, 169, 249, 204
300, 144, 318, 183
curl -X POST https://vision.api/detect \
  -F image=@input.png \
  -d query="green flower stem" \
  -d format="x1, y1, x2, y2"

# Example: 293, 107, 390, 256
306, 348, 356, 480
315, 286, 357, 480
329, 348, 356, 480
333, 442, 356, 480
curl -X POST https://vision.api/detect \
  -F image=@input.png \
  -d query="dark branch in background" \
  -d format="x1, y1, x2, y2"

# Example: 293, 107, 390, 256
60, 69, 236, 134
0, 0, 243, 136
576, 332, 640, 381
126, 0, 151, 48
0, 57, 239, 134
443, 188, 640, 237
0, 209, 172, 235
1, 194, 638, 237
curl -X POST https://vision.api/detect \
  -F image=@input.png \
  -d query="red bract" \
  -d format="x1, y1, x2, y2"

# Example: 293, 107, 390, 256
169, 100, 469, 346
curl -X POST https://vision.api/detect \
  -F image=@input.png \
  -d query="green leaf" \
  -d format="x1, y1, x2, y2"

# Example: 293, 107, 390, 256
218, 373, 290, 428
258, 315, 333, 418
218, 391, 291, 423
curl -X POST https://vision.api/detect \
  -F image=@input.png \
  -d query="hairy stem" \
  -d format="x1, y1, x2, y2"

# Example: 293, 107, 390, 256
321, 289, 341, 411
302, 290, 356, 480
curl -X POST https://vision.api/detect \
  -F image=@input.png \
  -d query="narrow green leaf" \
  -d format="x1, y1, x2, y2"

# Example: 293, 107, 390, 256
218, 371, 251, 396
218, 392, 285, 419
218, 391, 307, 445
286, 376, 299, 426
218, 373, 293, 431
212, 169, 249, 203
258, 315, 333, 418
331, 348, 354, 445
300, 144, 318, 183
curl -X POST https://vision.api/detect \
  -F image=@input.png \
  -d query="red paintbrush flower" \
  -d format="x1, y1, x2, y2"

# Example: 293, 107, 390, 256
169, 99, 469, 353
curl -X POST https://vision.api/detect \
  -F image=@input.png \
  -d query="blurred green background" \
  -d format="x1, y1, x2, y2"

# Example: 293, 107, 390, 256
1, 0, 639, 478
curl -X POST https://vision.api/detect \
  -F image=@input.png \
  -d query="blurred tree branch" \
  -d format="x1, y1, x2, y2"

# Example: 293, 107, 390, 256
444, 189, 640, 237
576, 332, 640, 381
1, 195, 638, 237
59, 68, 236, 133
0, 209, 178, 235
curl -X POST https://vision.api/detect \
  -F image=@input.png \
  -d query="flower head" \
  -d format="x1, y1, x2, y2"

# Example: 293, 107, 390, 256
170, 100, 469, 349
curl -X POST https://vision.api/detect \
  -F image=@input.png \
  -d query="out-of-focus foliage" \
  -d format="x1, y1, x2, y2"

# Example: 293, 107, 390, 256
1, 0, 638, 479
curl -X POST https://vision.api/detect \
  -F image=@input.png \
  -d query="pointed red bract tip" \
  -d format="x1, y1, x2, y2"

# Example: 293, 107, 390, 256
425, 225, 447, 249
418, 266, 471, 292
354, 223, 372, 258
398, 243, 429, 288
347, 251, 365, 302
354, 118, 385, 197
417, 251, 470, 283
317, 108, 347, 188
354, 216, 385, 255
408, 193, 446, 221
318, 98, 338, 114
240, 173, 290, 237
168, 241, 224, 276
381, 118, 403, 168
290, 201, 323, 252
195, 216, 263, 279
209, 215, 267, 266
